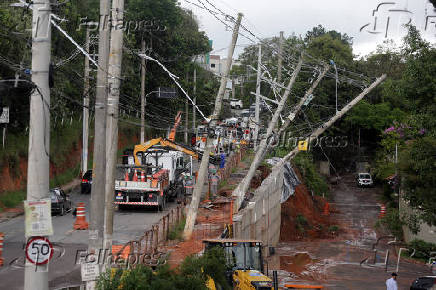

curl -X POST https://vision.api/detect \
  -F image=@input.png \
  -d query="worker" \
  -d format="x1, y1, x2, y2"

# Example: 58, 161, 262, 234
184, 175, 194, 195
209, 169, 220, 197
386, 272, 398, 290
220, 153, 226, 169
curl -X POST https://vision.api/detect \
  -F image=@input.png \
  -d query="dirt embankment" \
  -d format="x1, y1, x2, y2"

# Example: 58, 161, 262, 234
280, 168, 331, 242
0, 131, 139, 194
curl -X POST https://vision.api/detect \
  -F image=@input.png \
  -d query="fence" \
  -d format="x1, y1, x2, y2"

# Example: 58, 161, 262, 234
217, 148, 246, 180
113, 205, 185, 267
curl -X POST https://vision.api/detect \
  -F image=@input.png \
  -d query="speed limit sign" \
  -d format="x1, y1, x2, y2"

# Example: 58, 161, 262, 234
25, 237, 54, 265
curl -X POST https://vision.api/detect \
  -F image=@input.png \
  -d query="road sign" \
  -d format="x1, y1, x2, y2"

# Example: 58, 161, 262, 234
25, 237, 53, 265
298, 140, 308, 151
81, 262, 100, 282
0, 107, 9, 124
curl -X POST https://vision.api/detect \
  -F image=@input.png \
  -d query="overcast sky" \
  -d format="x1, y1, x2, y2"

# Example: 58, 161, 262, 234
180, 0, 436, 58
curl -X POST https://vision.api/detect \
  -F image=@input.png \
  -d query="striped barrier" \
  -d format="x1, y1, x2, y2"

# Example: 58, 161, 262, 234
0, 232, 4, 267
114, 202, 159, 206
73, 202, 89, 230
379, 204, 386, 218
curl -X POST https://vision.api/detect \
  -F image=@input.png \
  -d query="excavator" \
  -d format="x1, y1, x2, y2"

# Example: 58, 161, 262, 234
203, 239, 274, 290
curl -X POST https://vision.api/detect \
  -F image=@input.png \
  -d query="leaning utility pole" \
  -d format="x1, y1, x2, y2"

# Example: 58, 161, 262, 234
24, 0, 51, 289
253, 44, 262, 149
140, 39, 146, 144
277, 31, 284, 84
276, 74, 387, 167
233, 55, 304, 210
82, 28, 90, 175
104, 0, 125, 253
192, 67, 197, 133
89, 0, 110, 287
183, 13, 243, 240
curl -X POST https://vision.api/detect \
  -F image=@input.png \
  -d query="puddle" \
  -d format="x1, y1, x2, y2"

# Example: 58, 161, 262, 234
280, 252, 317, 274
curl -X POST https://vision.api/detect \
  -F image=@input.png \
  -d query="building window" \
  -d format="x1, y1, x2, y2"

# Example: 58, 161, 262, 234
211, 63, 216, 68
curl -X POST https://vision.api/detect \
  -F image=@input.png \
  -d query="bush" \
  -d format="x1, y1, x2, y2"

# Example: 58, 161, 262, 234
328, 225, 339, 232
377, 207, 404, 240
296, 214, 310, 233
97, 246, 230, 290
293, 153, 329, 196
405, 239, 436, 262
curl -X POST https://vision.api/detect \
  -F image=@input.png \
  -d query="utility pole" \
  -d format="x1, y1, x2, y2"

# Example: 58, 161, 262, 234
185, 71, 189, 144
183, 13, 243, 240
277, 75, 387, 166
104, 0, 125, 254
192, 67, 197, 134
88, 0, 110, 288
253, 44, 262, 149
82, 28, 90, 175
24, 0, 51, 288
140, 39, 146, 144
277, 31, 284, 84
231, 77, 235, 99
233, 55, 303, 210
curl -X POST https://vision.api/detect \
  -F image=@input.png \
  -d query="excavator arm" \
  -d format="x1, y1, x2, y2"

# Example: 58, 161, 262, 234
133, 137, 200, 166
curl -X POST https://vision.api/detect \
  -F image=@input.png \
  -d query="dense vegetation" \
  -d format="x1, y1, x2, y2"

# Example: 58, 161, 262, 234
97, 246, 230, 290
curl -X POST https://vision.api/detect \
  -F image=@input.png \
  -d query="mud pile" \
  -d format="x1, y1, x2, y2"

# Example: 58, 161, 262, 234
280, 168, 331, 241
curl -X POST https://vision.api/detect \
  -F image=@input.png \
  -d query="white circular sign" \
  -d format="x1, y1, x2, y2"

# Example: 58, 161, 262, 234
25, 237, 53, 265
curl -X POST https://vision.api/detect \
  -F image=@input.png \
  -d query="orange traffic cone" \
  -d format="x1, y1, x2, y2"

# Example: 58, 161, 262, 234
141, 171, 145, 182
323, 202, 330, 216
132, 170, 138, 182
124, 171, 129, 181
74, 202, 89, 230
0, 232, 4, 267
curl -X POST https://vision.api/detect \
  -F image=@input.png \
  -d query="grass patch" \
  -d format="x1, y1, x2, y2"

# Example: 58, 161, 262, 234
296, 214, 310, 233
218, 179, 228, 189
0, 190, 26, 209
50, 163, 81, 189
168, 218, 186, 241
328, 225, 339, 232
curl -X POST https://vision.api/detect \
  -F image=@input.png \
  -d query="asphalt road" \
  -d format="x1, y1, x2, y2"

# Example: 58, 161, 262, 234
273, 174, 433, 289
0, 185, 178, 290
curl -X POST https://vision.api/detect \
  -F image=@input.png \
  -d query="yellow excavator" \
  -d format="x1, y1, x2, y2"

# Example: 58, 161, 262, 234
203, 239, 275, 290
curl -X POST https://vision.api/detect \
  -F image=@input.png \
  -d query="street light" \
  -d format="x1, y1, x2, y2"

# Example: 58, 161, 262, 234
140, 90, 159, 143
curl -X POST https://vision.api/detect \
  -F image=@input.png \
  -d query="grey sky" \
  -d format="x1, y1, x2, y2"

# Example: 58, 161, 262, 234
181, 0, 435, 58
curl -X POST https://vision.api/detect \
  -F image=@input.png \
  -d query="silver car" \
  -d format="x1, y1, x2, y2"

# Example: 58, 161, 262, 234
356, 173, 374, 187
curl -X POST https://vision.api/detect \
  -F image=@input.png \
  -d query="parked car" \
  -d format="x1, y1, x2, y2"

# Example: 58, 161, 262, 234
410, 276, 436, 290
50, 188, 72, 216
81, 170, 92, 194
229, 98, 243, 109
356, 172, 374, 187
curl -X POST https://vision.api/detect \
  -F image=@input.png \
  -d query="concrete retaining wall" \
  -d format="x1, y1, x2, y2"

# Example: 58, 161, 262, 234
232, 166, 283, 252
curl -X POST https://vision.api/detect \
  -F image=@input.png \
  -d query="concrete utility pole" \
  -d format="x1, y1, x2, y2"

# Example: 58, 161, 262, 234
192, 67, 197, 133
183, 13, 243, 240
276, 74, 387, 167
140, 39, 146, 144
185, 71, 189, 144
24, 0, 51, 288
233, 55, 304, 210
82, 28, 90, 175
277, 31, 284, 84
253, 44, 262, 149
104, 0, 125, 254
231, 77, 235, 99
89, 0, 110, 287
